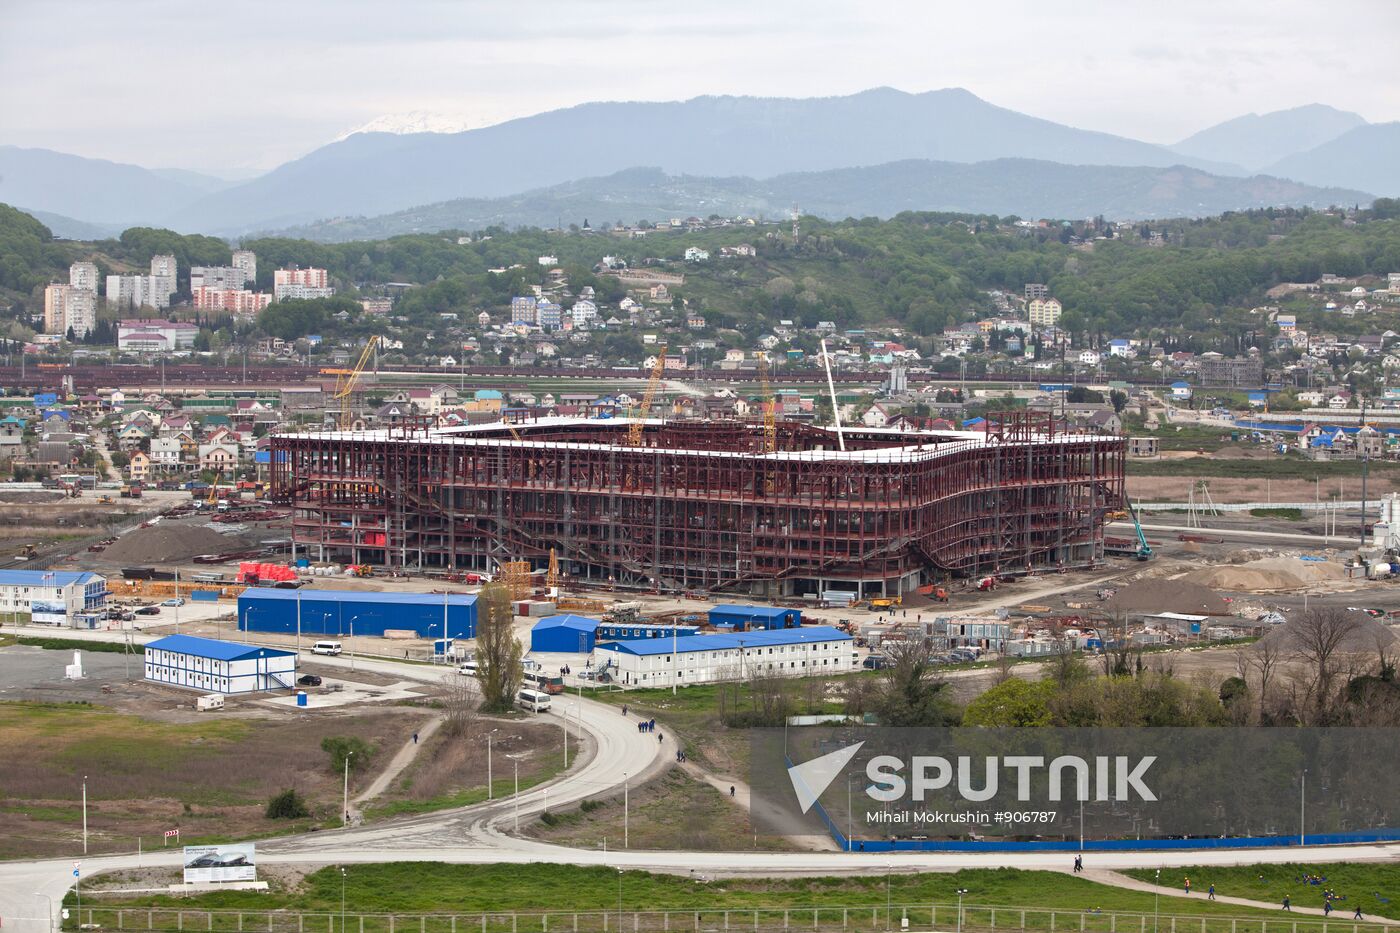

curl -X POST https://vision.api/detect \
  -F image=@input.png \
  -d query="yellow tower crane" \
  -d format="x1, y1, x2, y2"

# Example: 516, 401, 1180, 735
628, 346, 667, 447
759, 353, 777, 454
326, 335, 380, 429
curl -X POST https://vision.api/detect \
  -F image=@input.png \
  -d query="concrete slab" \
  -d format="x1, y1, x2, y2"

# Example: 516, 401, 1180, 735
261, 679, 429, 709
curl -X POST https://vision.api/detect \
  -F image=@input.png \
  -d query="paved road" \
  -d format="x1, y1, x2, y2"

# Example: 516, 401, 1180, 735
1086, 870, 1400, 925
6, 630, 1400, 933
1111, 521, 1353, 547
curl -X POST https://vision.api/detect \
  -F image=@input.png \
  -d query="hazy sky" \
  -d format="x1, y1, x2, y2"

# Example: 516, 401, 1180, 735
2, 0, 1396, 177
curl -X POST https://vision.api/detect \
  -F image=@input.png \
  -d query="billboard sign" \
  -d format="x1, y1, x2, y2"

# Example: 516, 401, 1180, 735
183, 843, 256, 883
30, 599, 67, 625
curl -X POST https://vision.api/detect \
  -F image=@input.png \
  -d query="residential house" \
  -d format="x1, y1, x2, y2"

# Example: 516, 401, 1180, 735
150, 436, 184, 472
127, 451, 151, 482
198, 442, 239, 473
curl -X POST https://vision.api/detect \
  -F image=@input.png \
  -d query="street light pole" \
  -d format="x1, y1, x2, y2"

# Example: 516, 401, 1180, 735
1300, 769, 1307, 847
488, 733, 493, 800
617, 869, 624, 931
34, 892, 54, 933
82, 774, 88, 854
340, 867, 347, 933
884, 864, 891, 930
624, 772, 629, 848
343, 752, 354, 826
514, 759, 520, 832
1153, 870, 1160, 933
956, 889, 968, 933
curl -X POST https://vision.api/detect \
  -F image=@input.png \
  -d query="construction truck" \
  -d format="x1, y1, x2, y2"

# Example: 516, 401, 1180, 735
869, 596, 902, 611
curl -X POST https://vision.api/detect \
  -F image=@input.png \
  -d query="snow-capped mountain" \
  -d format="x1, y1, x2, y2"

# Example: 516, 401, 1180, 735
336, 111, 480, 140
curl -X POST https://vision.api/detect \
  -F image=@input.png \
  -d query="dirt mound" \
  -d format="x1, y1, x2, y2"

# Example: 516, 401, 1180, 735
1105, 578, 1231, 616
103, 522, 245, 564
1185, 557, 1346, 591
1259, 613, 1399, 654
0, 490, 66, 503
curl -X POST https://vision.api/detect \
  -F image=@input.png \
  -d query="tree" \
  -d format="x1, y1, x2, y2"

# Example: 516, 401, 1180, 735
1287, 608, 1365, 721
475, 582, 523, 712
873, 640, 959, 726
962, 678, 1053, 727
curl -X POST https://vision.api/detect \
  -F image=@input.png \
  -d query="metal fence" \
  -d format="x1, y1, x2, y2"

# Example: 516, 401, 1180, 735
62, 904, 1396, 933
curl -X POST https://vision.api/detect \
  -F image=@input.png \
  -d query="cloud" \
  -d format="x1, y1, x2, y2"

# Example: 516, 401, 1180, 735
1, 0, 1396, 175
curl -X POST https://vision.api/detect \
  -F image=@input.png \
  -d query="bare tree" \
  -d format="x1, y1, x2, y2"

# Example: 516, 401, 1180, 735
440, 671, 481, 739
1247, 637, 1285, 721
1287, 608, 1364, 721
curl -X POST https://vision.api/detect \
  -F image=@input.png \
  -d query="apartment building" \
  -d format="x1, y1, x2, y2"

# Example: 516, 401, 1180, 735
69, 261, 100, 292
231, 249, 257, 284
190, 266, 248, 290
1028, 297, 1063, 328
43, 284, 97, 338
106, 274, 171, 310
273, 267, 332, 301
193, 287, 272, 315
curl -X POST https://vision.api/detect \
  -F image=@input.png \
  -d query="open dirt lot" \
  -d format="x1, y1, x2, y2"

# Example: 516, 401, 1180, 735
1127, 474, 1399, 503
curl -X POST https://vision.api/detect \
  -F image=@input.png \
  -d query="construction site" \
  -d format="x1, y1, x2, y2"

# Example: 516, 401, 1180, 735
268, 411, 1126, 598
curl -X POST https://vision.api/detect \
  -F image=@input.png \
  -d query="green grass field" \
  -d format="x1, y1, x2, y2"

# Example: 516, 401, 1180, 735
1123, 864, 1400, 920
73, 864, 1310, 917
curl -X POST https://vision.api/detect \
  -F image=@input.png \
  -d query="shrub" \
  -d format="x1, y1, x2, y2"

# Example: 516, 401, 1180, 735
320, 736, 372, 774
265, 788, 310, 820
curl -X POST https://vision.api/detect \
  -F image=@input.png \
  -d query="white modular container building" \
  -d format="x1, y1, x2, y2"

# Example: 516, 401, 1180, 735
144, 634, 296, 695
595, 625, 855, 687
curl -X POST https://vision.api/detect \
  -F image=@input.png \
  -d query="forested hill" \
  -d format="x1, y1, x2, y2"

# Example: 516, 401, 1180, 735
2, 201, 1398, 350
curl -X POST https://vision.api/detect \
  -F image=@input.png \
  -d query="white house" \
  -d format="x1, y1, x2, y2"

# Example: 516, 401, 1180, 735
683, 247, 710, 262
595, 626, 854, 687
1078, 350, 1102, 365
144, 634, 297, 695
0, 569, 107, 627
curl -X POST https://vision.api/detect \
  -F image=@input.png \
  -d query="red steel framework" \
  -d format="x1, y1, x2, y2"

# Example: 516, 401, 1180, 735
270, 412, 1125, 598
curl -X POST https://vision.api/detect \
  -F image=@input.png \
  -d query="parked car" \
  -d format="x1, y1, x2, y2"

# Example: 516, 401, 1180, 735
458, 660, 479, 675
297, 674, 322, 687
135, 605, 161, 616
162, 597, 185, 607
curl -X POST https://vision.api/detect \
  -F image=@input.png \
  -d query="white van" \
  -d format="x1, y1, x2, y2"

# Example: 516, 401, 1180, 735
516, 688, 552, 713
312, 641, 342, 656
458, 659, 480, 675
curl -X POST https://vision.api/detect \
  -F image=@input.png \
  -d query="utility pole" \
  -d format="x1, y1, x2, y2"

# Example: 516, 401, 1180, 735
1360, 398, 1369, 546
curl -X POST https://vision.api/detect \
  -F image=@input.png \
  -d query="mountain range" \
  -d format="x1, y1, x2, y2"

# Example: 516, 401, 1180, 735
270, 162, 1372, 242
1, 88, 1394, 239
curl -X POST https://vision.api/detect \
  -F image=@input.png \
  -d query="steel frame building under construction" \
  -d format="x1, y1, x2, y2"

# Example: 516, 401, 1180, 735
270, 413, 1125, 598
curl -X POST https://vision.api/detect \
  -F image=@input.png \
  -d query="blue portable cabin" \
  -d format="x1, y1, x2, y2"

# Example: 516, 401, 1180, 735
707, 604, 801, 631
237, 588, 477, 639
530, 614, 600, 653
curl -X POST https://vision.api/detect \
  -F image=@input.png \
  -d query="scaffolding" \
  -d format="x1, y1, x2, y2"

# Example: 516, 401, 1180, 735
270, 412, 1125, 598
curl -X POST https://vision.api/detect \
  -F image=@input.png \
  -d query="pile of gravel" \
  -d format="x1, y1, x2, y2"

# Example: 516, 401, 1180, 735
103, 523, 245, 564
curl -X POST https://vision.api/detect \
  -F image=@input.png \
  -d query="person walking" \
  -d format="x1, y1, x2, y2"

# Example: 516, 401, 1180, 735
1324, 902, 1333, 917
730, 785, 736, 798
1208, 884, 1215, 901
412, 731, 418, 745
1184, 878, 1191, 895
1354, 907, 1364, 921
1073, 855, 1082, 873
622, 705, 628, 717
1282, 896, 1291, 912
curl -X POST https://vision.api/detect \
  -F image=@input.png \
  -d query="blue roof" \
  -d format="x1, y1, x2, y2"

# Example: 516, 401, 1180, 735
474, 389, 503, 400
532, 614, 600, 633
0, 570, 100, 587
239, 588, 476, 607
598, 625, 851, 657
710, 605, 791, 619
146, 634, 294, 661
1171, 381, 1191, 388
